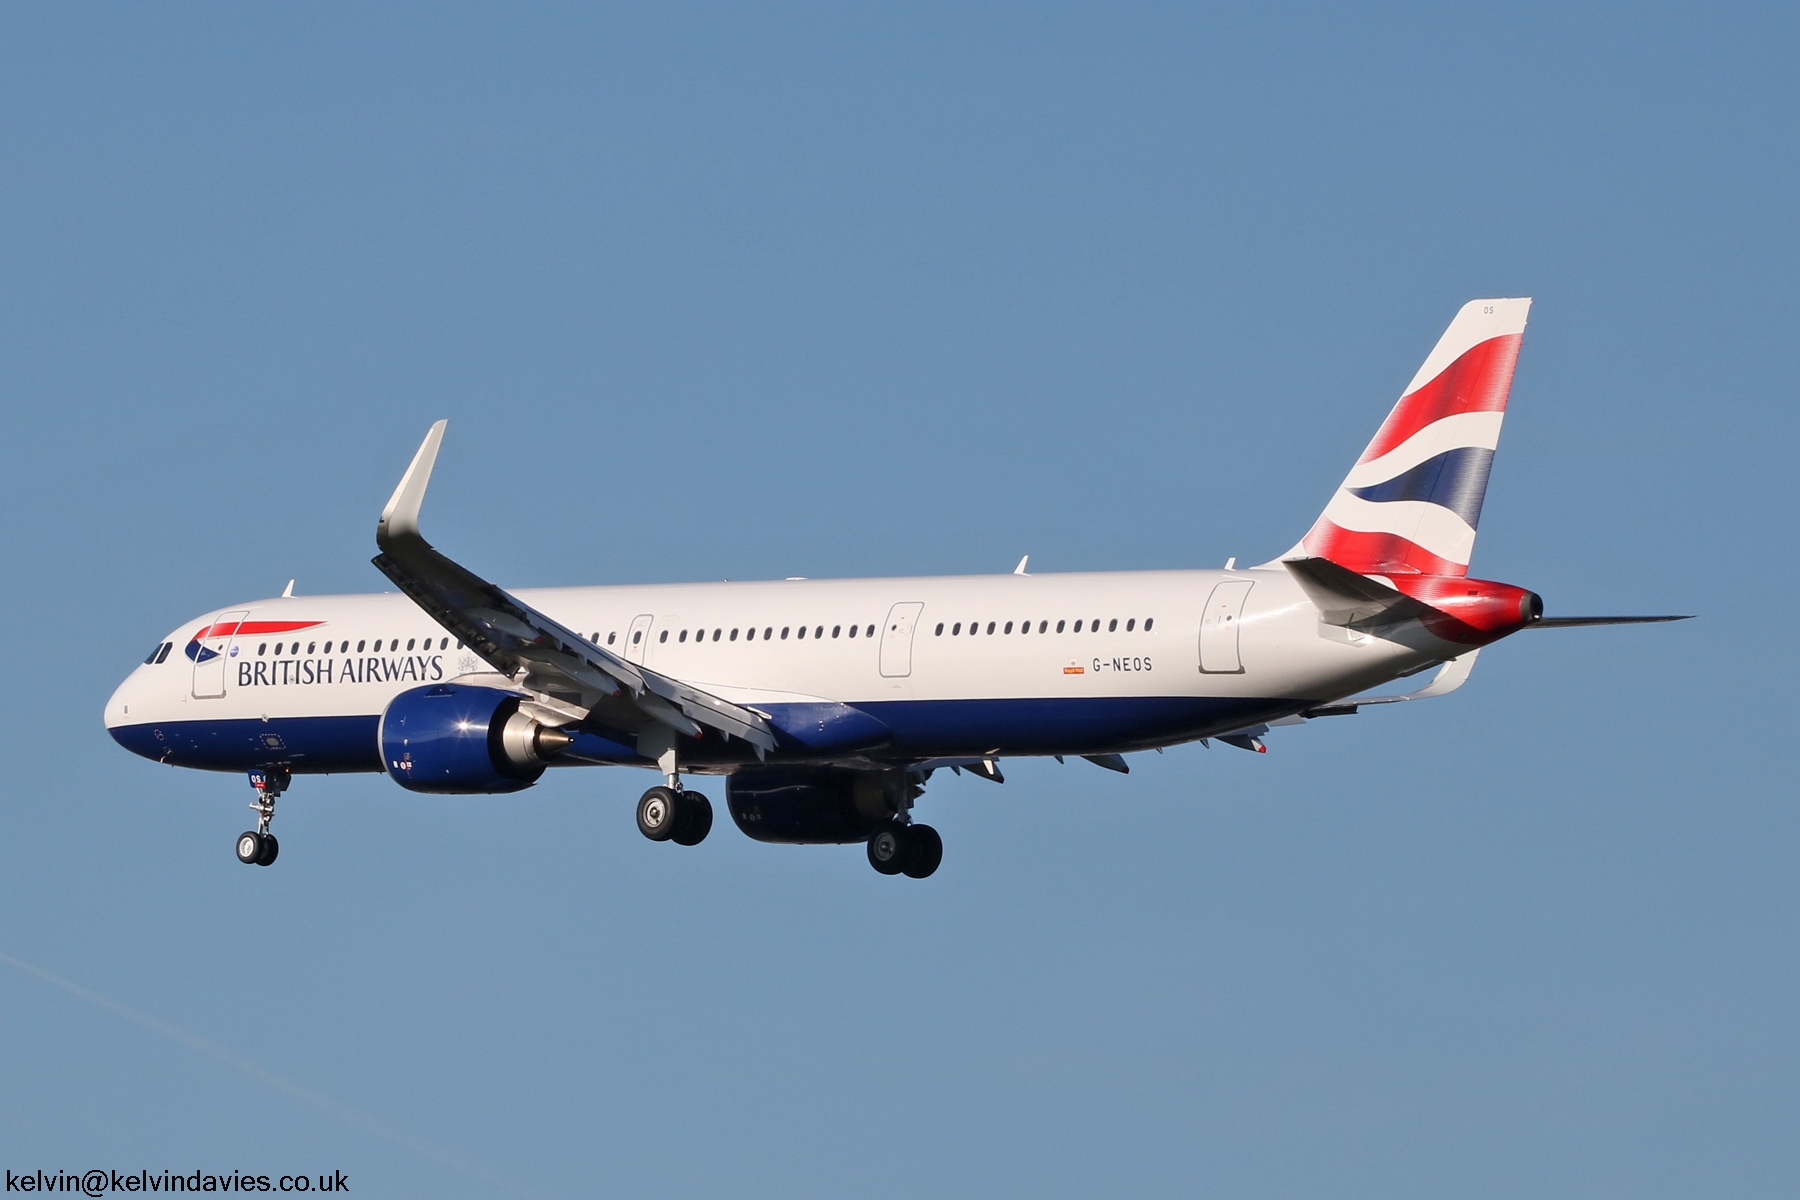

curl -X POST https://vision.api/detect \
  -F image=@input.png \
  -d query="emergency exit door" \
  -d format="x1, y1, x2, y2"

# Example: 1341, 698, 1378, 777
879, 602, 925, 677
1198, 582, 1253, 674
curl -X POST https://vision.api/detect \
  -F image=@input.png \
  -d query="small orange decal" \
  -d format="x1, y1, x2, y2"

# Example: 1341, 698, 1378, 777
1064, 665, 1084, 675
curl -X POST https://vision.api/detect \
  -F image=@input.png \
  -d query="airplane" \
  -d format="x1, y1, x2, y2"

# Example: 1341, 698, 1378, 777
104, 298, 1687, 878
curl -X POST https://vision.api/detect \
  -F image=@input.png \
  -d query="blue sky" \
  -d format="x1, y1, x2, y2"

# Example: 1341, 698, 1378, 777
1, 3, 1795, 1196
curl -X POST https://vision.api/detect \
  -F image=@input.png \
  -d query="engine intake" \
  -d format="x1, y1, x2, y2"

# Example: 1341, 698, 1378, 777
380, 684, 571, 794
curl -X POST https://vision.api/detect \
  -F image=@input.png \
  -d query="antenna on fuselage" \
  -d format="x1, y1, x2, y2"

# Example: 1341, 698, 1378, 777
281, 579, 295, 598
1013, 555, 1029, 576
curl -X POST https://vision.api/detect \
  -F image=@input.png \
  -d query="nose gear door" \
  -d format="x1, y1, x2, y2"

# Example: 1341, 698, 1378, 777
879, 602, 925, 678
190, 610, 251, 699
624, 613, 655, 665
1198, 582, 1253, 674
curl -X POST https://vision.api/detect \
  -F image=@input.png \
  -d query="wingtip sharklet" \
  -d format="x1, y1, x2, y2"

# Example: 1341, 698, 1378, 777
378, 420, 448, 547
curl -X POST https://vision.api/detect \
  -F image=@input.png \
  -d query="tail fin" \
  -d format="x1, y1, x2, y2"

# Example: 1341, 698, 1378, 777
1286, 298, 1531, 577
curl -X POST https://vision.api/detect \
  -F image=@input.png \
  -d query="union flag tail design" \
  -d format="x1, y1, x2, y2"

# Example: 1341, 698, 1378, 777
1290, 298, 1531, 577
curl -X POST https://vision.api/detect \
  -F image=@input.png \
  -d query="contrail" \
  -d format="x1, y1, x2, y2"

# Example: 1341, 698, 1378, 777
0, 951, 536, 1198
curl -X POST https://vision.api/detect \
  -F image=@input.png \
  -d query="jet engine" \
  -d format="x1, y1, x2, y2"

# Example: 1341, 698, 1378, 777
726, 767, 914, 844
379, 684, 573, 794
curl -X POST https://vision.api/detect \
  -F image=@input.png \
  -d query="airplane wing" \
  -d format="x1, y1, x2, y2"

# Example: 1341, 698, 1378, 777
371, 421, 777, 754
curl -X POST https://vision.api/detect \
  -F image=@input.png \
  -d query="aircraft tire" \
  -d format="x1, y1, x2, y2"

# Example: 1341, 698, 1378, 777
637, 786, 682, 842
672, 792, 713, 846
256, 834, 280, 866
867, 825, 911, 876
236, 832, 263, 865
902, 824, 942, 879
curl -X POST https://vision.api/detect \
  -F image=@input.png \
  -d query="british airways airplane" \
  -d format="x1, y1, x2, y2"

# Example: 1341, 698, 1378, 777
105, 299, 1684, 877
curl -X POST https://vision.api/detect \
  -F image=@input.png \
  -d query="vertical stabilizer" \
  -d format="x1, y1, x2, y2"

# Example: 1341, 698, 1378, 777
1287, 298, 1531, 577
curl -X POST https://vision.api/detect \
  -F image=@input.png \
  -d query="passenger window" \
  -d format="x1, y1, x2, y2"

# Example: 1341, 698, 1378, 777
848, 624, 857, 638
986, 621, 996, 634
867, 625, 875, 637
1145, 618, 1154, 631
607, 633, 617, 645
1071, 621, 1080, 633
781, 627, 790, 639
679, 630, 688, 643
357, 640, 367, 652
275, 643, 284, 655
815, 626, 824, 639
1091, 619, 1100, 632
952, 622, 961, 635
323, 641, 332, 653
1126, 619, 1135, 631
307, 642, 315, 654
456, 640, 463, 649
1108, 619, 1117, 632
1056, 620, 1065, 633
935, 623, 944, 636
1038, 620, 1048, 633
764, 627, 773, 640
714, 629, 723, 641
1004, 622, 1013, 634
632, 630, 642, 644
258, 643, 267, 656
728, 628, 737, 641
440, 637, 449, 649
659, 630, 669, 643
797, 625, 807, 639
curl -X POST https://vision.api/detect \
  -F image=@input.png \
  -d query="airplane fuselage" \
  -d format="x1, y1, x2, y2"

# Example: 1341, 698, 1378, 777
106, 567, 1447, 776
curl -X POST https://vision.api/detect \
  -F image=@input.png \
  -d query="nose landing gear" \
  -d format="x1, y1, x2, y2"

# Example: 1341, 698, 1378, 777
235, 767, 287, 866
867, 822, 942, 879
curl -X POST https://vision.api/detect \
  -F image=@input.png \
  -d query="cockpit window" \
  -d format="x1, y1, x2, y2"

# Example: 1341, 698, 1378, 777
144, 642, 172, 665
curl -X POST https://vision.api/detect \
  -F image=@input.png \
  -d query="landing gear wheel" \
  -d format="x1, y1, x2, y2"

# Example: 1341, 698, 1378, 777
867, 825, 912, 876
637, 786, 682, 842
672, 792, 713, 846
236, 831, 264, 865
256, 833, 280, 866
902, 824, 942, 879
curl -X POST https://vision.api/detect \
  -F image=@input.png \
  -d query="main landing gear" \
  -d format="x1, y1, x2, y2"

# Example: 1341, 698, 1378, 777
637, 786, 714, 845
236, 767, 287, 867
868, 822, 942, 879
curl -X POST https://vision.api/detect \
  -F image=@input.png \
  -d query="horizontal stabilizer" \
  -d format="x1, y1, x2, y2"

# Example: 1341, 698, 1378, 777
1305, 650, 1481, 717
1282, 556, 1429, 627
1524, 615, 1693, 628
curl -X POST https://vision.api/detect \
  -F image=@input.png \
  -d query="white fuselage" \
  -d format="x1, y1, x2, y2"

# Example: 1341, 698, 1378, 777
106, 565, 1454, 776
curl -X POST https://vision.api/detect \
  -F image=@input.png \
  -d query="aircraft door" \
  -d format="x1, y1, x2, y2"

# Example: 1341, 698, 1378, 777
1198, 582, 1253, 674
624, 613, 655, 664
190, 610, 250, 699
879, 602, 925, 678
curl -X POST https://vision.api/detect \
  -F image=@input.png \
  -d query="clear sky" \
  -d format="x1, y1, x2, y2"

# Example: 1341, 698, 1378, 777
2, 3, 1794, 1196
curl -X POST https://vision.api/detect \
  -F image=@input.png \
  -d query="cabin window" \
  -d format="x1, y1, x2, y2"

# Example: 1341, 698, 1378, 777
935, 623, 944, 636
729, 628, 738, 641
985, 621, 995, 634
632, 630, 642, 644
1108, 619, 1117, 632
679, 630, 688, 643
659, 630, 669, 643
1144, 618, 1154, 631
781, 627, 790, 639
797, 626, 806, 639
607, 632, 617, 645
257, 643, 267, 656
1126, 619, 1136, 632
714, 629, 723, 641
1003, 622, 1013, 634
323, 642, 332, 653
952, 622, 961, 635
275, 643, 284, 655
815, 626, 824, 639
847, 624, 857, 638
764, 627, 773, 640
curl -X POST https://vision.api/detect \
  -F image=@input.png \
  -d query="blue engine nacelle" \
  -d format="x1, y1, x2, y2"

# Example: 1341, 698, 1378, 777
726, 767, 912, 844
379, 684, 573, 794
